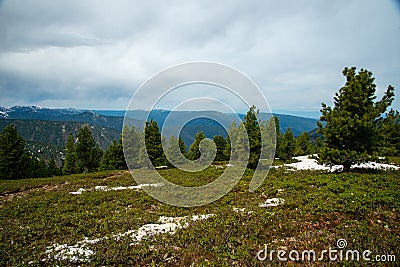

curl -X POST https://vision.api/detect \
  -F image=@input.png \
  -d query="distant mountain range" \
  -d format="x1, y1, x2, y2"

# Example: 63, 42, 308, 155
0, 119, 121, 165
0, 106, 141, 130
0, 106, 320, 161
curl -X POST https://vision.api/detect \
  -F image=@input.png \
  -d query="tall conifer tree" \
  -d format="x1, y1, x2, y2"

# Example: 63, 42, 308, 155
0, 124, 28, 179
318, 67, 394, 171
144, 120, 166, 166
63, 133, 78, 174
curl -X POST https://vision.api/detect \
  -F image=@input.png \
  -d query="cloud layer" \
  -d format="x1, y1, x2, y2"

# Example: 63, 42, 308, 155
0, 0, 399, 113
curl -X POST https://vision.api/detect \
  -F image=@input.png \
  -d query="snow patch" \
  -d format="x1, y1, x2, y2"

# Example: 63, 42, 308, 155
155, 165, 168, 169
44, 214, 214, 263
44, 243, 94, 263
0, 111, 9, 118
69, 183, 163, 195
233, 207, 253, 214
233, 207, 245, 213
276, 155, 400, 172
259, 198, 285, 207
69, 188, 86, 195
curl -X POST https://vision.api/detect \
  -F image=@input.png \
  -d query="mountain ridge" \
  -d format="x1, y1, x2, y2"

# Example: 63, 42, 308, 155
0, 105, 320, 150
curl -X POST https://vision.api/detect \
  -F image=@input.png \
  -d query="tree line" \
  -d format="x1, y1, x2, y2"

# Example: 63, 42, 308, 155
0, 67, 399, 179
0, 124, 61, 179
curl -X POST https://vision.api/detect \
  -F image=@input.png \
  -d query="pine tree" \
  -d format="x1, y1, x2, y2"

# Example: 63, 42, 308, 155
295, 132, 312, 156
223, 135, 231, 161
100, 139, 126, 170
187, 132, 205, 160
318, 67, 395, 171
165, 136, 179, 166
273, 116, 282, 159
198, 138, 216, 163
0, 124, 29, 179
315, 137, 323, 153
123, 126, 148, 169
76, 127, 95, 172
37, 157, 48, 178
259, 116, 277, 166
230, 122, 250, 162
213, 135, 227, 162
144, 120, 166, 167
243, 105, 261, 169
380, 109, 400, 156
75, 127, 102, 172
92, 145, 103, 171
63, 133, 78, 174
165, 135, 189, 166
178, 137, 186, 157
279, 128, 296, 161
47, 158, 61, 176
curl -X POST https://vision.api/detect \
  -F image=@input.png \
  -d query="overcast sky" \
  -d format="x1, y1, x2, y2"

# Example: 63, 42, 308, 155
0, 0, 399, 116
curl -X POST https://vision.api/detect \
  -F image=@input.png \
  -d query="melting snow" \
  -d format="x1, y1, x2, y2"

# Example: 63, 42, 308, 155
69, 188, 87, 195
277, 155, 400, 172
155, 165, 168, 169
233, 207, 246, 213
0, 111, 8, 118
259, 198, 285, 207
233, 207, 253, 214
44, 243, 94, 263
44, 214, 214, 263
69, 183, 163, 195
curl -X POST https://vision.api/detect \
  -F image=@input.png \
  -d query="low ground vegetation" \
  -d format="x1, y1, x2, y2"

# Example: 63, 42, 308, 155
1, 165, 399, 266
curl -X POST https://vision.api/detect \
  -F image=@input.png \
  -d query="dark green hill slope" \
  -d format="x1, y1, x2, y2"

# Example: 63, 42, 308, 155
0, 119, 121, 150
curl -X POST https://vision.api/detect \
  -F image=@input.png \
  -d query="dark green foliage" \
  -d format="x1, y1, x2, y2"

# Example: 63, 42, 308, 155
62, 133, 78, 175
76, 127, 95, 172
165, 136, 181, 166
0, 125, 29, 179
260, 116, 278, 164
144, 120, 166, 167
318, 67, 395, 171
47, 158, 62, 176
38, 157, 48, 178
178, 137, 186, 156
92, 146, 104, 171
0, 124, 60, 179
223, 135, 231, 161
275, 117, 296, 161
279, 128, 296, 161
295, 131, 312, 156
26, 141, 64, 166
315, 137, 323, 153
100, 139, 127, 170
0, 119, 120, 151
243, 105, 261, 169
227, 122, 249, 162
76, 127, 103, 172
213, 135, 227, 162
379, 109, 400, 156
122, 126, 148, 169
29, 157, 62, 178
62, 127, 103, 174
187, 131, 206, 160
274, 116, 282, 158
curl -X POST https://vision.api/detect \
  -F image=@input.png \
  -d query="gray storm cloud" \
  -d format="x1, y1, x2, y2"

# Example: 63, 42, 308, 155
0, 0, 399, 111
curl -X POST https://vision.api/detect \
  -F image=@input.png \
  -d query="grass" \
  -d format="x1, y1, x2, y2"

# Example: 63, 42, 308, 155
0, 167, 399, 266
385, 156, 400, 166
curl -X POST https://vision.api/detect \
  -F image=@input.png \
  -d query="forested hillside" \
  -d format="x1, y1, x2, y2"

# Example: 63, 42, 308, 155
0, 106, 319, 150
0, 119, 120, 150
